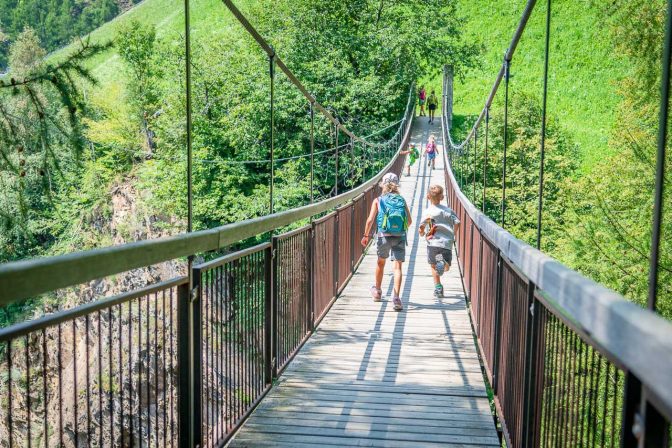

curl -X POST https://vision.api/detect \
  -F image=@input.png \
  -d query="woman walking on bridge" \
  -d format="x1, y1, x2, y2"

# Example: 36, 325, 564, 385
418, 86, 427, 116
361, 173, 412, 311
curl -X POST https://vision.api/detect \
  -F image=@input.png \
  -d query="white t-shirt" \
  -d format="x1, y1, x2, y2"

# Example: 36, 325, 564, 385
423, 203, 460, 248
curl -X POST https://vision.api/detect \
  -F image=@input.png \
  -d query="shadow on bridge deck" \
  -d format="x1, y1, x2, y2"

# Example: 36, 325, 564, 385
228, 119, 499, 447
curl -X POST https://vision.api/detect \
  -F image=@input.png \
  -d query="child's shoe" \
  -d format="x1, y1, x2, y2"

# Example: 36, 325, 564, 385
393, 296, 403, 311
370, 286, 382, 302
435, 254, 445, 276
434, 284, 444, 298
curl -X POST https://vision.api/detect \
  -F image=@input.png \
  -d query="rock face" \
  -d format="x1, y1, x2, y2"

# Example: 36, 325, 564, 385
0, 177, 187, 447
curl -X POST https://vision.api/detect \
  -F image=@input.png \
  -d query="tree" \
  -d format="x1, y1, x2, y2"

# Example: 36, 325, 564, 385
117, 20, 160, 156
0, 30, 107, 261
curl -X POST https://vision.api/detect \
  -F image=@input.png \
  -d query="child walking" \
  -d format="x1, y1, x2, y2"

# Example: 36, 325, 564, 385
361, 173, 412, 311
400, 143, 420, 176
425, 135, 438, 170
418, 185, 460, 298
427, 90, 438, 124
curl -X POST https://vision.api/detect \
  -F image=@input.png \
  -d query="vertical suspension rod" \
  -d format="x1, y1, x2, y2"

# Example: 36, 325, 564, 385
483, 108, 489, 213
335, 123, 340, 196
269, 52, 276, 216
310, 101, 315, 203
502, 59, 511, 228
185, 0, 193, 236
648, 0, 672, 312
537, 0, 552, 250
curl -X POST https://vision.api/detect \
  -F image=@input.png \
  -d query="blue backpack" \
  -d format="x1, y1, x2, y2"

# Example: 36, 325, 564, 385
376, 194, 408, 235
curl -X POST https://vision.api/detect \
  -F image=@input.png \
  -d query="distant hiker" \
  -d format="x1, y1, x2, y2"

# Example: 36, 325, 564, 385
427, 90, 438, 124
400, 143, 420, 176
361, 173, 412, 311
418, 86, 427, 117
425, 135, 438, 170
419, 185, 460, 298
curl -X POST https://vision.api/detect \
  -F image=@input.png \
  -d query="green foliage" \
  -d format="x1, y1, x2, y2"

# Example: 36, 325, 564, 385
453, 92, 578, 253
565, 0, 672, 318
452, 0, 625, 170
116, 20, 161, 155
0, 29, 108, 262
451, 0, 671, 319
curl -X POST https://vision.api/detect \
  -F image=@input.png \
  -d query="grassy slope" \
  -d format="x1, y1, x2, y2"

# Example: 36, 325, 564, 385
448, 0, 626, 171
51, 0, 246, 90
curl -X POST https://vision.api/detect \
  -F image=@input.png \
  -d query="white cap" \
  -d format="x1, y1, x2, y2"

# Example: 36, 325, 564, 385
382, 172, 399, 185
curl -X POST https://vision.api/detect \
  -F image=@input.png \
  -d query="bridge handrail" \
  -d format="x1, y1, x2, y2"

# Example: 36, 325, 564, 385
442, 57, 672, 446
442, 112, 672, 414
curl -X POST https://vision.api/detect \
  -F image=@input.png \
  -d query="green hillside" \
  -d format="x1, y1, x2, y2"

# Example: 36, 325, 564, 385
450, 0, 626, 170
50, 0, 244, 87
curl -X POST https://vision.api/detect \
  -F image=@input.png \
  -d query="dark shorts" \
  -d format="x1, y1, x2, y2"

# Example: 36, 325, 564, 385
376, 235, 406, 262
427, 152, 436, 160
427, 246, 452, 266
428, 104, 437, 111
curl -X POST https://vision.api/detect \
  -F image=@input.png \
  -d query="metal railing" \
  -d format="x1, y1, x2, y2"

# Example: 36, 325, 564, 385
0, 1, 416, 446
0, 127, 409, 448
440, 3, 672, 443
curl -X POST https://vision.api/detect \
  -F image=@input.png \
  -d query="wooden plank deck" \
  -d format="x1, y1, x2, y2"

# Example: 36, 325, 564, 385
228, 119, 499, 447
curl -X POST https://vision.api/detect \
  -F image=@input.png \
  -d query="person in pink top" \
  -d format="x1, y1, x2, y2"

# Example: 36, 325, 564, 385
418, 86, 427, 117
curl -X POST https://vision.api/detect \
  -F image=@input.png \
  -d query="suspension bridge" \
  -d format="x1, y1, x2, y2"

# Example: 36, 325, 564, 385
0, 0, 671, 447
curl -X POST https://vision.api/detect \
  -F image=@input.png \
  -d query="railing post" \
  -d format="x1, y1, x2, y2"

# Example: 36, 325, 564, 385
491, 250, 504, 394
190, 269, 202, 446
263, 243, 273, 385
270, 237, 278, 378
350, 203, 355, 271
333, 213, 340, 297
308, 226, 315, 333
621, 373, 642, 447
177, 282, 194, 448
468, 221, 475, 300
522, 282, 540, 447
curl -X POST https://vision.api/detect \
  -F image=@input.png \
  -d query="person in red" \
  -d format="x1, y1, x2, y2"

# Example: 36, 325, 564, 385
418, 86, 427, 117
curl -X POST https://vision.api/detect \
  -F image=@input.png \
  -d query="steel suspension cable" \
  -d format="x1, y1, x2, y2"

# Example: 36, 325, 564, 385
221, 0, 406, 149
443, 0, 537, 153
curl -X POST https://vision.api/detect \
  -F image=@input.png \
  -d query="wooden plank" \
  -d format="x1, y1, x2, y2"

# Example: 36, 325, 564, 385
227, 121, 498, 446
230, 432, 499, 448
236, 423, 500, 445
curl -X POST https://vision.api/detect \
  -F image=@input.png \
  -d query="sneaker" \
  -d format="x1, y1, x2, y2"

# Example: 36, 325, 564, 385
370, 286, 382, 302
434, 285, 444, 298
393, 296, 403, 311
435, 254, 445, 276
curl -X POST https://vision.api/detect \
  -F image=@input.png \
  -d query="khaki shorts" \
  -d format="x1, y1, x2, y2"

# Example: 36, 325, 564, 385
376, 235, 406, 262
427, 246, 452, 265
